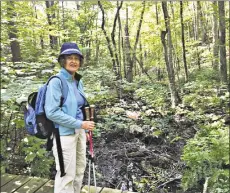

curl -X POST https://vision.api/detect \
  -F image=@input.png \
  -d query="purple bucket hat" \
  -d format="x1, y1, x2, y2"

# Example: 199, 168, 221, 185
58, 42, 84, 62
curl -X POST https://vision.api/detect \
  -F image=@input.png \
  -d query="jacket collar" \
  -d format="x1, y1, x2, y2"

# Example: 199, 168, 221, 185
60, 68, 82, 82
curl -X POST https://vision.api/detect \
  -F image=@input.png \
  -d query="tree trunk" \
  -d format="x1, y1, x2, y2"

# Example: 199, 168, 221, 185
118, 11, 126, 78
124, 6, 132, 82
118, 6, 122, 79
95, 12, 99, 64
212, 1, 219, 71
139, 40, 144, 74
7, 1, 22, 62
155, 2, 159, 25
161, 2, 180, 107
45, 1, 58, 49
180, 1, 188, 82
34, 4, 44, 50
127, 1, 145, 82
98, 1, 119, 79
218, 1, 227, 83
111, 1, 123, 79
197, 1, 208, 44
195, 1, 200, 40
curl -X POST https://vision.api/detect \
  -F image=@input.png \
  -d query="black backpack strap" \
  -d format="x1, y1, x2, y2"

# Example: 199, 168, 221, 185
46, 75, 67, 177
53, 128, 66, 177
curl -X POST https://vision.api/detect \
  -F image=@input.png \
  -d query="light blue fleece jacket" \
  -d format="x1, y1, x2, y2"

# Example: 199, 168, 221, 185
45, 68, 87, 136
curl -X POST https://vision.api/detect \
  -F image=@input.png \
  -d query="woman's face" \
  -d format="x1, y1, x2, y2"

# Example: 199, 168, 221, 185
64, 54, 81, 74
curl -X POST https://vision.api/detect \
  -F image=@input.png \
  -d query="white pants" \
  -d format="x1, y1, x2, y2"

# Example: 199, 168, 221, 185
53, 129, 86, 193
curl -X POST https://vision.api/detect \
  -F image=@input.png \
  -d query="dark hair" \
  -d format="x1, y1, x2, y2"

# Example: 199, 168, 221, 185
58, 55, 83, 67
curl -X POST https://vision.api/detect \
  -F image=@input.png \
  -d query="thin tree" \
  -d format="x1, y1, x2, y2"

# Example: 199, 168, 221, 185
180, 1, 188, 82
111, 1, 123, 80
218, 1, 227, 83
118, 8, 125, 77
45, 1, 58, 49
212, 1, 219, 71
126, 1, 145, 82
124, 5, 133, 82
98, 1, 122, 79
197, 1, 208, 43
6, 1, 22, 62
161, 2, 180, 107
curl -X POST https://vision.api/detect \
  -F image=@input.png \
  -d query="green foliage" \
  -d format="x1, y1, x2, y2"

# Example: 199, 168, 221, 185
80, 65, 118, 105
132, 76, 169, 110
179, 67, 229, 192
21, 136, 54, 177
189, 67, 220, 83
181, 122, 229, 192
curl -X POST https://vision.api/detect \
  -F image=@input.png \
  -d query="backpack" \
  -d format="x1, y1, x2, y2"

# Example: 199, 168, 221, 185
24, 74, 68, 177
24, 75, 68, 139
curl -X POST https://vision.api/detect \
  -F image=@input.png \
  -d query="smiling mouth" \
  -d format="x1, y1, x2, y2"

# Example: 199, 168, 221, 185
70, 64, 78, 67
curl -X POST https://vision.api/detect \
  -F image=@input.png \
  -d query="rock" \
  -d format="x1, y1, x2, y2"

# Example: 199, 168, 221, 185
145, 109, 155, 116
2, 66, 9, 74
142, 106, 147, 110
142, 125, 151, 130
126, 111, 140, 120
129, 125, 143, 134
16, 95, 28, 104
111, 107, 125, 114
41, 69, 53, 76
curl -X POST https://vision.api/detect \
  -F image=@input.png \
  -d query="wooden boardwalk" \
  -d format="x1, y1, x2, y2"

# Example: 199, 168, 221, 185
0, 173, 136, 193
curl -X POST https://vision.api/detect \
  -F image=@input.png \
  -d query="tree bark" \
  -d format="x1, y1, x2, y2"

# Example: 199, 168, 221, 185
45, 1, 58, 49
117, 4, 122, 80
218, 1, 227, 83
197, 1, 208, 44
111, 1, 123, 79
98, 1, 123, 80
126, 1, 145, 82
98, 1, 119, 79
95, 10, 99, 64
124, 6, 132, 81
161, 2, 180, 107
194, 1, 199, 40
118, 10, 126, 78
212, 1, 219, 71
7, 1, 22, 62
180, 1, 188, 82
155, 2, 159, 25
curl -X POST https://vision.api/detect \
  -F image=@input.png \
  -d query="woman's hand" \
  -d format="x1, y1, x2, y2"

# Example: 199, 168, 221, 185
81, 121, 95, 131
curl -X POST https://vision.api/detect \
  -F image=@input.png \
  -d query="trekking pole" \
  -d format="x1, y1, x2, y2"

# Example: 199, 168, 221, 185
85, 105, 97, 193
90, 105, 97, 192
85, 107, 91, 192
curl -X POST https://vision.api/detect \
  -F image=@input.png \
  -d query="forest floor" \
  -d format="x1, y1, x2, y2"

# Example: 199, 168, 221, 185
81, 96, 198, 193
2, 62, 229, 193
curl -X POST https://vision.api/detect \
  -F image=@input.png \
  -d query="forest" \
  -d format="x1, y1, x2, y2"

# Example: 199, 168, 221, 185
0, 1, 229, 193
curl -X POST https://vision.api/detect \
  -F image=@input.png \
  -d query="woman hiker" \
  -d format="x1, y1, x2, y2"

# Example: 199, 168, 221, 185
45, 42, 95, 193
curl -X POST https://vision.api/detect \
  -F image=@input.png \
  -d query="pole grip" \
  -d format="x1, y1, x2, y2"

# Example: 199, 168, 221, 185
85, 107, 90, 121
90, 105, 95, 121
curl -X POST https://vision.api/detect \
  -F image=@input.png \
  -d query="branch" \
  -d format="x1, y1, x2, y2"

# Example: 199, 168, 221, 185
157, 176, 182, 188
98, 1, 105, 30
134, 55, 154, 83
133, 1, 146, 53
98, 1, 118, 77
111, 1, 123, 42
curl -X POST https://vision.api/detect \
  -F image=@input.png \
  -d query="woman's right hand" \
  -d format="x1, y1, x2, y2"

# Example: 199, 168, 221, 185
81, 121, 95, 131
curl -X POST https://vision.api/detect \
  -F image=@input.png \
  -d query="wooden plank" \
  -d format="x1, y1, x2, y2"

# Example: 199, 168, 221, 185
14, 177, 49, 193
34, 180, 54, 193
1, 175, 31, 193
0, 174, 18, 187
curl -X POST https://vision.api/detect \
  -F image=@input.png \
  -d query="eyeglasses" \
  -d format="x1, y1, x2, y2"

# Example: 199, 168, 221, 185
66, 55, 80, 62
